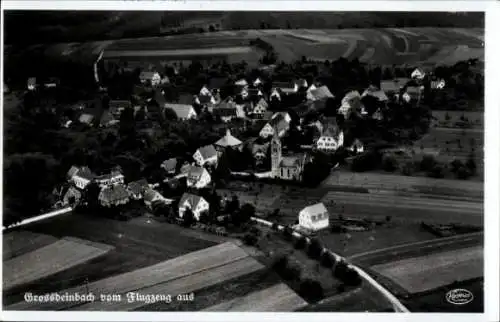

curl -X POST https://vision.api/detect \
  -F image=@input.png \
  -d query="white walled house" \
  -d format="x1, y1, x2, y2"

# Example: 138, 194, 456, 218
95, 170, 125, 188
186, 166, 212, 189
178, 193, 210, 221
316, 131, 344, 152
193, 145, 218, 167
298, 203, 329, 231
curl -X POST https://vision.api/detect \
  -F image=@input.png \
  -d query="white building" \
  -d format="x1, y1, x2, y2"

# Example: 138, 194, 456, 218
316, 130, 344, 152
165, 103, 197, 120
411, 68, 426, 80
347, 139, 364, 154
186, 166, 212, 189
95, 170, 125, 188
178, 193, 210, 221
193, 145, 218, 167
298, 203, 329, 231
338, 90, 362, 117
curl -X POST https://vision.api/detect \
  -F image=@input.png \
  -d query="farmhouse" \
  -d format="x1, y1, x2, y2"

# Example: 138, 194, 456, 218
271, 133, 307, 181
259, 113, 290, 138
127, 179, 150, 200
140, 71, 161, 86
306, 85, 334, 102
144, 189, 172, 210
178, 193, 209, 221
69, 166, 95, 190
250, 98, 269, 118
298, 203, 329, 231
161, 158, 178, 175
347, 139, 365, 154
193, 145, 218, 167
186, 166, 212, 189
361, 85, 388, 102
338, 90, 363, 117
411, 67, 426, 80
215, 129, 243, 151
165, 103, 197, 120
98, 184, 130, 207
316, 125, 344, 152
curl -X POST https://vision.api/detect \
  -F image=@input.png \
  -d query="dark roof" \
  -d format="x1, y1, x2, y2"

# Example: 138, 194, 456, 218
213, 107, 237, 117
208, 77, 228, 90
273, 81, 295, 90
161, 158, 178, 173
76, 166, 95, 180
269, 115, 290, 134
99, 184, 129, 204
109, 100, 132, 109
127, 179, 149, 195
179, 193, 206, 210
197, 145, 217, 160
309, 86, 334, 100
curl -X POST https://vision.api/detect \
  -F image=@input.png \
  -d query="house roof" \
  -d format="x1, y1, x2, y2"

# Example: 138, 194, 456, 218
143, 189, 161, 202
273, 81, 296, 90
406, 86, 422, 94
342, 90, 361, 103
179, 193, 206, 210
215, 129, 242, 147
350, 138, 364, 148
235, 79, 248, 86
165, 103, 195, 119
27, 77, 37, 85
180, 162, 192, 174
280, 155, 304, 168
309, 85, 334, 101
78, 113, 95, 125
188, 166, 206, 182
127, 179, 149, 195
99, 110, 116, 126
301, 203, 328, 217
322, 123, 340, 137
362, 85, 388, 102
161, 158, 177, 172
197, 145, 217, 160
95, 170, 124, 181
269, 114, 290, 134
75, 166, 95, 180
252, 142, 269, 155
255, 98, 269, 109
140, 71, 159, 79
208, 77, 228, 90
99, 184, 129, 203
67, 165, 80, 179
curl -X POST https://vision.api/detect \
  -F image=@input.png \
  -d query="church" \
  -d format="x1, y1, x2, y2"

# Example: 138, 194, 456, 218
271, 133, 308, 181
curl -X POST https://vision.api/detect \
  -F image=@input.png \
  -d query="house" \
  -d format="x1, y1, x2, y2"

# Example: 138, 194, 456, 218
316, 124, 344, 152
78, 113, 95, 126
127, 179, 149, 200
338, 90, 363, 117
215, 129, 243, 150
212, 100, 245, 122
361, 85, 388, 102
143, 189, 171, 210
250, 98, 269, 118
347, 139, 364, 154
98, 184, 130, 207
193, 145, 218, 167
253, 77, 264, 87
306, 85, 334, 102
178, 193, 210, 221
411, 67, 426, 80
99, 110, 118, 128
161, 158, 178, 175
69, 166, 95, 190
240, 87, 263, 100
271, 133, 307, 181
259, 113, 291, 138
95, 170, 125, 188
186, 166, 212, 189
165, 103, 197, 120
109, 100, 132, 117
298, 203, 329, 231
27, 77, 37, 90
62, 186, 82, 206
139, 71, 161, 86
430, 79, 446, 90
235, 78, 249, 87
195, 93, 218, 107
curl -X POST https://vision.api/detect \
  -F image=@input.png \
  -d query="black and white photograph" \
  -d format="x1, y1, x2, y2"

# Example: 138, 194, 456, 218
1, 3, 498, 320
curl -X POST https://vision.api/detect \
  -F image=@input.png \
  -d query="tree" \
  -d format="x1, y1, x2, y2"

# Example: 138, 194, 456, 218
466, 155, 477, 175
119, 107, 136, 136
243, 233, 258, 246
225, 194, 241, 214
400, 161, 414, 176
320, 252, 336, 268
294, 235, 307, 249
307, 238, 323, 259
164, 108, 178, 121
234, 203, 255, 225
299, 279, 324, 302
198, 210, 211, 224
450, 158, 464, 173
208, 25, 216, 32
427, 163, 445, 179
456, 166, 471, 180
381, 154, 399, 172
182, 207, 196, 227
283, 225, 294, 240
420, 155, 437, 172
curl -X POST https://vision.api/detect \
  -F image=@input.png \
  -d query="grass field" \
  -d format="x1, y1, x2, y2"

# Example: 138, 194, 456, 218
3, 237, 113, 291
371, 246, 483, 294
3, 230, 58, 260
203, 283, 307, 311
432, 111, 484, 129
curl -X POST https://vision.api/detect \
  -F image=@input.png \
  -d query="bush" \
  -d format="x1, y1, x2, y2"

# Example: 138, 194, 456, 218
337, 283, 346, 293
294, 235, 307, 249
420, 155, 437, 172
456, 166, 471, 180
272, 255, 289, 272
427, 163, 445, 178
307, 238, 323, 259
344, 268, 362, 286
249, 226, 262, 236
382, 154, 399, 172
450, 159, 464, 173
272, 222, 279, 231
283, 225, 294, 240
243, 233, 258, 246
282, 262, 302, 281
334, 260, 348, 279
299, 279, 324, 302
320, 252, 336, 268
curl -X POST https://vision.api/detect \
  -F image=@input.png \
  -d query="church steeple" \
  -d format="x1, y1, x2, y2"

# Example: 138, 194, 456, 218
271, 131, 282, 178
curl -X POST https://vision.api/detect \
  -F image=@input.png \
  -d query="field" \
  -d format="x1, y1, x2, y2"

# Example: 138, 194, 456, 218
371, 246, 483, 294
3, 237, 113, 291
432, 110, 484, 129
203, 283, 308, 311
3, 230, 58, 260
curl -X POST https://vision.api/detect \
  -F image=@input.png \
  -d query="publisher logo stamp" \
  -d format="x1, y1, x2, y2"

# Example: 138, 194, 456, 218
446, 289, 474, 305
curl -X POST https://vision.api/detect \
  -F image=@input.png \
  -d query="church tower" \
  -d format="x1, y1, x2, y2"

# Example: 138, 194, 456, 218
271, 132, 282, 178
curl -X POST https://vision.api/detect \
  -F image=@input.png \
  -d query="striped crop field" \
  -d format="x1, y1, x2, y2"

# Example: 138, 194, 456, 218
3, 237, 113, 291
6, 242, 252, 310
371, 246, 483, 294
74, 256, 265, 311
320, 191, 483, 226
3, 230, 58, 260
203, 283, 307, 312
